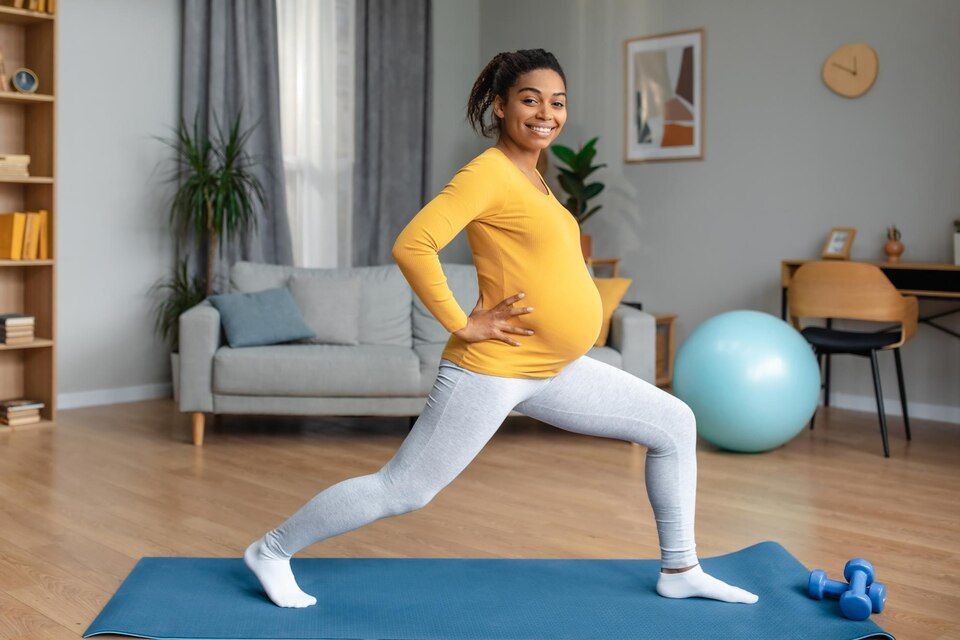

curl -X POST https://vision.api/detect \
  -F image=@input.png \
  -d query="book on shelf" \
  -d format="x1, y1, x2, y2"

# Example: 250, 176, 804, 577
1, 399, 45, 413
3, 408, 41, 418
38, 209, 47, 258
1, 326, 34, 334
1, 318, 34, 326
2, 414, 42, 426
5, 411, 41, 420
0, 154, 30, 175
4, 413, 41, 420
0, 212, 25, 259
0, 210, 48, 260
0, 313, 34, 326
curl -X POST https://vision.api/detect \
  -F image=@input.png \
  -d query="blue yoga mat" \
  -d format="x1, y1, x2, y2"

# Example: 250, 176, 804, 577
85, 541, 893, 640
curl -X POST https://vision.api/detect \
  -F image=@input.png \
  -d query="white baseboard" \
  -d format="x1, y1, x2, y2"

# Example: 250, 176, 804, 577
829, 392, 960, 425
58, 383, 172, 410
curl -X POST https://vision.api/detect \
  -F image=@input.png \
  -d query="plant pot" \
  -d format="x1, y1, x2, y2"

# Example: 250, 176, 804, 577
954, 233, 960, 266
884, 239, 904, 263
171, 352, 180, 404
580, 233, 592, 260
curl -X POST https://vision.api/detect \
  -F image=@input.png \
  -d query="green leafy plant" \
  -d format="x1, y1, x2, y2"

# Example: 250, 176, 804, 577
150, 260, 206, 352
159, 112, 265, 296
550, 136, 607, 225
954, 219, 960, 233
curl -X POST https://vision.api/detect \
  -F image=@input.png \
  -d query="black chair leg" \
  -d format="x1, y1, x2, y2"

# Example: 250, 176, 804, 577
824, 353, 832, 407
893, 348, 911, 441
824, 319, 832, 407
869, 350, 891, 457
810, 350, 824, 431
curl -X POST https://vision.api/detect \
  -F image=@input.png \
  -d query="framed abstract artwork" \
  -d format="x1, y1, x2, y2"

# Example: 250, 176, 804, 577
624, 28, 704, 163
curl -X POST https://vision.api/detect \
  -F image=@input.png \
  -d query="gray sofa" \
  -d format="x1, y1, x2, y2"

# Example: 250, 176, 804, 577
178, 261, 656, 446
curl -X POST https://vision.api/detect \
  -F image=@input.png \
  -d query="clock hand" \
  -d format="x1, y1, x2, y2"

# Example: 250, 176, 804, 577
831, 62, 856, 74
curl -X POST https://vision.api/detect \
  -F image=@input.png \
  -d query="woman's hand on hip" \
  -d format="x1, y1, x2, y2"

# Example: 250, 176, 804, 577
453, 292, 534, 346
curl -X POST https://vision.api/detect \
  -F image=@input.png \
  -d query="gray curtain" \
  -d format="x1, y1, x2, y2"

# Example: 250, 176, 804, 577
353, 0, 432, 267
180, 0, 293, 292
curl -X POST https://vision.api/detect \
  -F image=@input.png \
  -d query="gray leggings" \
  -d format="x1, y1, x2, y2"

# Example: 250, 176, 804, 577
264, 355, 699, 569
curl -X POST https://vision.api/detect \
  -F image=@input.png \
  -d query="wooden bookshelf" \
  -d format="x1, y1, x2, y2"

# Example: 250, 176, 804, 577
0, 4, 55, 430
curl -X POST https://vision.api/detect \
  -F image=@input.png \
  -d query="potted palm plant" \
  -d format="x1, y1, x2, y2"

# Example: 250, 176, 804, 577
152, 112, 266, 400
551, 136, 606, 259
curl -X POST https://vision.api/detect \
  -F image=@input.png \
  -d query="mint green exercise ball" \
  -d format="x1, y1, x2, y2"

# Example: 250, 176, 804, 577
672, 310, 820, 453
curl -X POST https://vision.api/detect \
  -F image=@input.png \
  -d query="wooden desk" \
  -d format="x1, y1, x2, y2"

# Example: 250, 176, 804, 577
781, 260, 960, 338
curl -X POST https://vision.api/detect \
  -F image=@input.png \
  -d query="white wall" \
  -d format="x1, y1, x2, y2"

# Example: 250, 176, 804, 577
477, 0, 960, 422
430, 0, 484, 263
57, 0, 180, 406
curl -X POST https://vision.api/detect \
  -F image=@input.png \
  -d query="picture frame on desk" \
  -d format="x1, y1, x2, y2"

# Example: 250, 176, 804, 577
821, 227, 856, 260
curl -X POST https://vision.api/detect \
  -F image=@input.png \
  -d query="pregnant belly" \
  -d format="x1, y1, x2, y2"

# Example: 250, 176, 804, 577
515, 278, 604, 363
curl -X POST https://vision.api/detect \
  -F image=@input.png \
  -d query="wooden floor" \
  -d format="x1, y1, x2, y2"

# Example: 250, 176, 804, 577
0, 399, 958, 639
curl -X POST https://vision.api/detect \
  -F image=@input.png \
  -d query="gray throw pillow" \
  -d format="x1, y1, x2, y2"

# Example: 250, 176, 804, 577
208, 287, 316, 348
288, 274, 362, 345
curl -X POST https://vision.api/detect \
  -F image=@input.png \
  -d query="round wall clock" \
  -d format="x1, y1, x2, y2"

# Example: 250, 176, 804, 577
822, 43, 878, 98
12, 67, 38, 93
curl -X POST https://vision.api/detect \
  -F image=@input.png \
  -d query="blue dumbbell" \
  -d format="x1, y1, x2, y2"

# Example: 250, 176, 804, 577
807, 559, 885, 621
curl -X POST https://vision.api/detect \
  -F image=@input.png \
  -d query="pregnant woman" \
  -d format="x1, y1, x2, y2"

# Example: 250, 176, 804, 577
244, 48, 759, 609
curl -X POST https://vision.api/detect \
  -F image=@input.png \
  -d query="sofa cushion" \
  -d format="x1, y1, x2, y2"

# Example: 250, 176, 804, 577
412, 263, 479, 345
231, 261, 412, 347
214, 344, 422, 397
207, 288, 315, 348
593, 278, 632, 346
288, 273, 361, 345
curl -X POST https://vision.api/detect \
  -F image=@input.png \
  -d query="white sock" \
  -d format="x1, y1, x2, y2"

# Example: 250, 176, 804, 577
243, 538, 317, 608
656, 564, 759, 604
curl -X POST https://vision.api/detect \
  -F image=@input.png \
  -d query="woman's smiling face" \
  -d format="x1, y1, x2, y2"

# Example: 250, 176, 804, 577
492, 68, 567, 151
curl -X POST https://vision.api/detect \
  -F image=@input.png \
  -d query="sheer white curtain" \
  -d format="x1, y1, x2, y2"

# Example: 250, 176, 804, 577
277, 0, 355, 268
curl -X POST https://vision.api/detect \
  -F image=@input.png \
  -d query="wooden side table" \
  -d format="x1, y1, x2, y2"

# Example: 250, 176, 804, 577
586, 257, 620, 277
653, 313, 677, 390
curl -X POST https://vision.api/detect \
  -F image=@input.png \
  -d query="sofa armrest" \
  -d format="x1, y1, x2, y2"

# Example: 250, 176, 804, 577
609, 305, 656, 384
178, 300, 221, 413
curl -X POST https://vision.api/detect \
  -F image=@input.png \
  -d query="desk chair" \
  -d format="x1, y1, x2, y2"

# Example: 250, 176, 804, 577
788, 261, 918, 457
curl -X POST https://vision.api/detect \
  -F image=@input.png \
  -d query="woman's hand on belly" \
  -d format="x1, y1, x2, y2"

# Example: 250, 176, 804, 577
453, 292, 535, 347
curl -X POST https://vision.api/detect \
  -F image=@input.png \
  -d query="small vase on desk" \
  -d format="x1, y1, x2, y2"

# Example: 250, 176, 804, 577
884, 225, 904, 263
884, 238, 904, 263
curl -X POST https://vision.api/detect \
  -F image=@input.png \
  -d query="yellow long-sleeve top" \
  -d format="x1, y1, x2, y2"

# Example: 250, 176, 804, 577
392, 146, 603, 378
